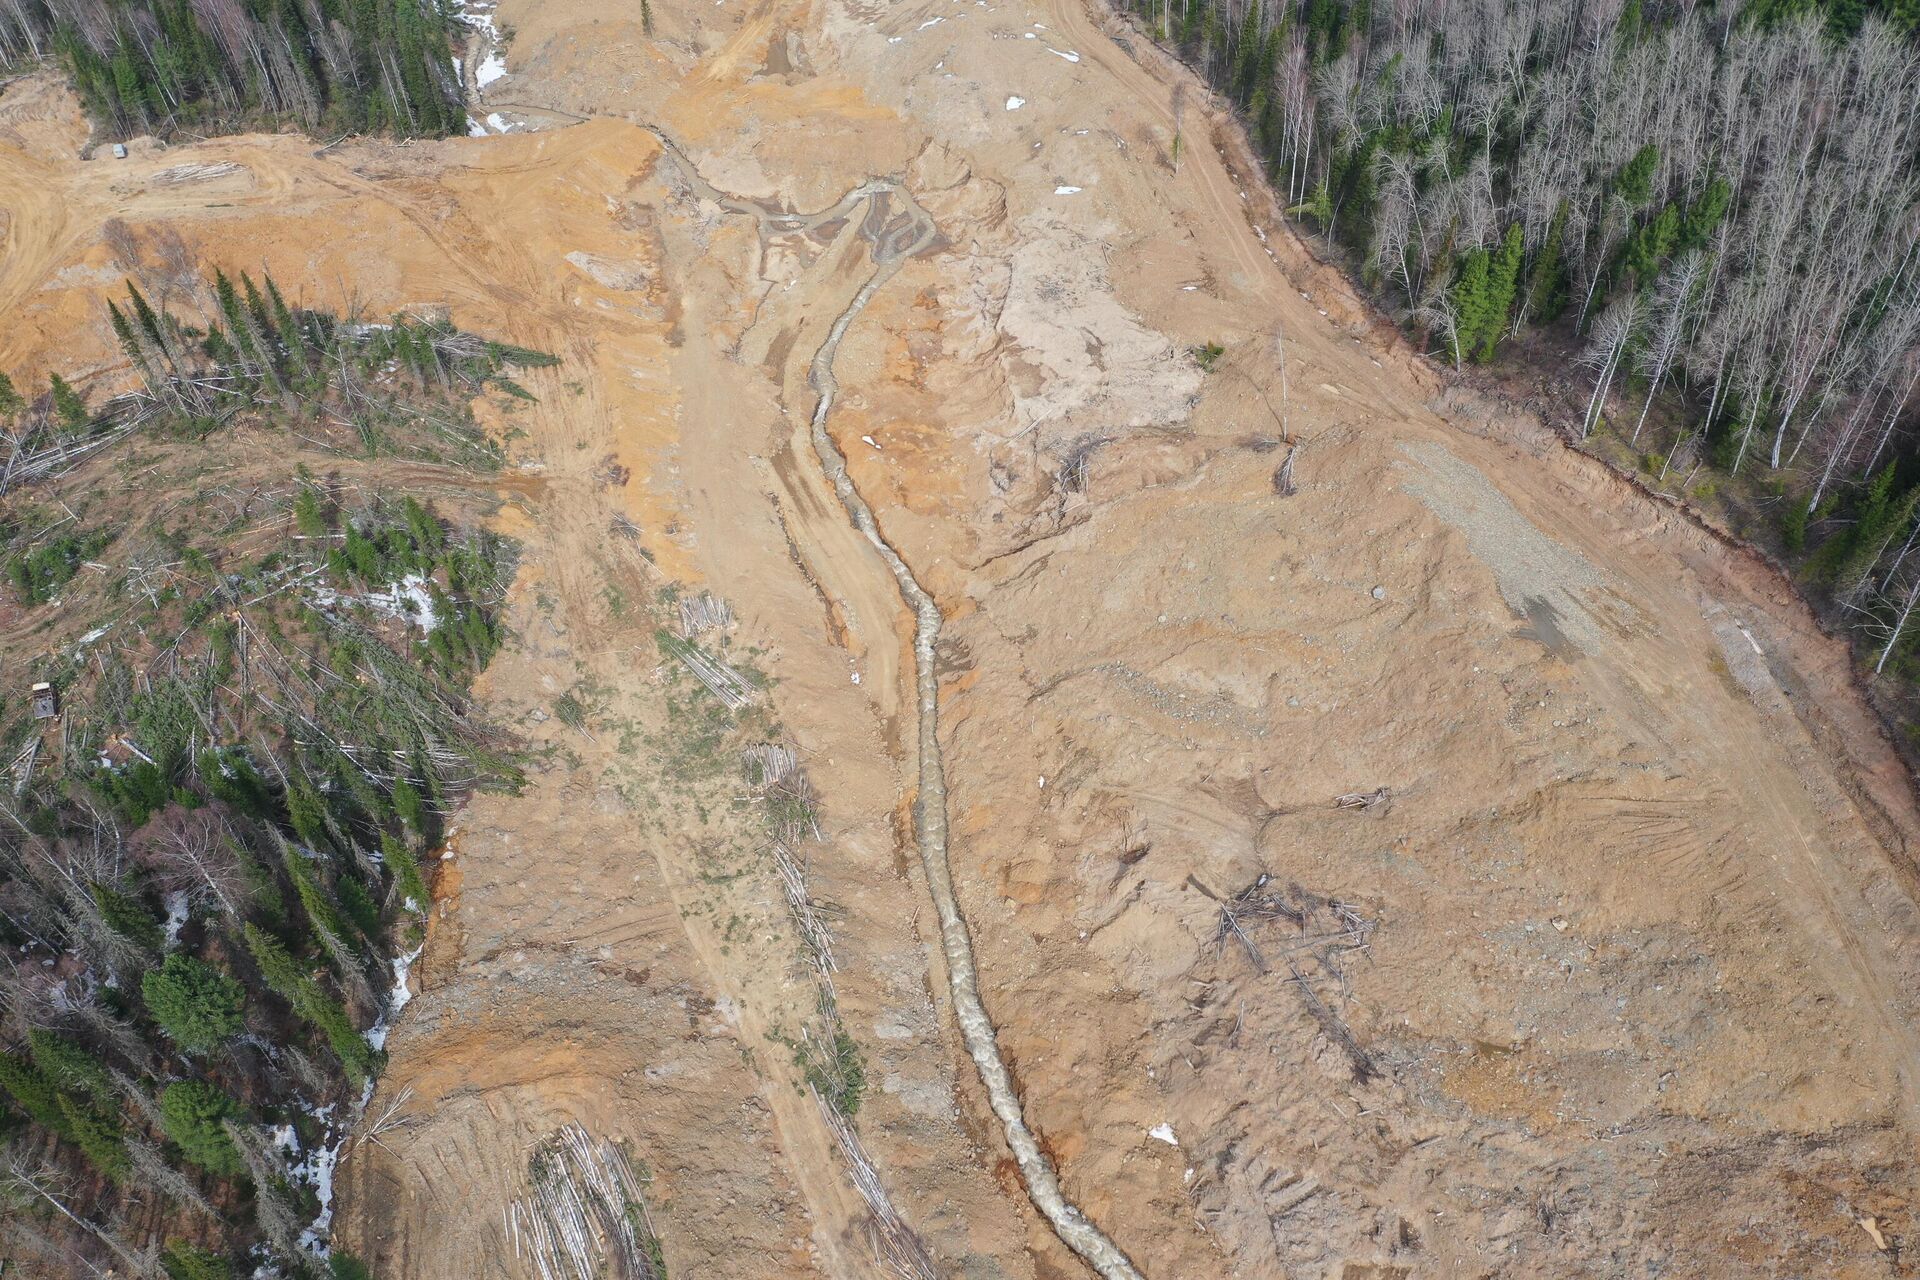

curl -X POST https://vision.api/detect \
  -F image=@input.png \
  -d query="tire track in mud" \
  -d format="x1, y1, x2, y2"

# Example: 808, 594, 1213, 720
652, 132, 1147, 1280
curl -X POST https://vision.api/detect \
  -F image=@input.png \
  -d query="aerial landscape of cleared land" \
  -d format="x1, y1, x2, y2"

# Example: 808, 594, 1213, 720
1, 0, 1918, 1276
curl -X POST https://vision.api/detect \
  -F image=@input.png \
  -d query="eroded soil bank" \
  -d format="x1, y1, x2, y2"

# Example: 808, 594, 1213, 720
4, 0, 1920, 1272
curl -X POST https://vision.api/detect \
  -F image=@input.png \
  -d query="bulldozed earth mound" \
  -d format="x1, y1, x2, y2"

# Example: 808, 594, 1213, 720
3, 0, 1920, 1274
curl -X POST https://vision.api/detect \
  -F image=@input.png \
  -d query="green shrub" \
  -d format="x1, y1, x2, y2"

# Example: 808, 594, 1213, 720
8, 530, 111, 605
328, 1253, 375, 1280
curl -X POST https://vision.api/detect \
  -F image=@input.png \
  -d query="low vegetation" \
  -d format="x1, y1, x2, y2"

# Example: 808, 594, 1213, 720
0, 261, 546, 1274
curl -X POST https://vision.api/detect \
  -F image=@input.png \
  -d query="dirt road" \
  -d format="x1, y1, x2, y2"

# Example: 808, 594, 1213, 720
5, 0, 1920, 1271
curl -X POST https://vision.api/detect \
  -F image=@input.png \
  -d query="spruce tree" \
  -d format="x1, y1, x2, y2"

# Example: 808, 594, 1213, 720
26, 1031, 115, 1104
58, 1094, 131, 1181
144, 953, 246, 1053
1614, 144, 1660, 208
381, 831, 429, 909
92, 881, 161, 950
1448, 248, 1492, 366
48, 373, 90, 434
162, 1243, 233, 1280
1476, 224, 1526, 362
160, 1081, 245, 1177
243, 924, 377, 1082
0, 1051, 71, 1134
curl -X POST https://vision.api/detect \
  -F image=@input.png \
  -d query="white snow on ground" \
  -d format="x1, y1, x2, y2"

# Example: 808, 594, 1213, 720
1149, 1123, 1179, 1146
366, 942, 424, 1052
290, 1102, 341, 1253
486, 112, 519, 133
458, 0, 507, 89
467, 116, 489, 137
161, 892, 190, 948
290, 939, 423, 1254
309, 573, 440, 629
1054, 185, 1082, 194
918, 15, 945, 27
373, 574, 440, 629
1006, 95, 1025, 109
1047, 47, 1080, 61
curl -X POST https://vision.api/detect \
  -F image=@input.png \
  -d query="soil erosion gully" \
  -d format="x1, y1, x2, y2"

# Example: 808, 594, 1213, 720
653, 133, 1148, 1280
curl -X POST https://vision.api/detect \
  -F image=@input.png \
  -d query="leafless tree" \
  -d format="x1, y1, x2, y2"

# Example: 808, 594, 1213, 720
1630, 251, 1703, 444
133, 805, 253, 921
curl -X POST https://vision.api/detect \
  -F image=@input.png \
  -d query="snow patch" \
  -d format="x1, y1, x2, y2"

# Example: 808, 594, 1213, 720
292, 940, 421, 1253
1005, 95, 1025, 110
366, 942, 424, 1052
1054, 185, 1082, 194
310, 573, 439, 630
459, 0, 507, 89
1149, 1123, 1179, 1146
291, 1102, 342, 1253
1047, 47, 1080, 61
161, 892, 190, 948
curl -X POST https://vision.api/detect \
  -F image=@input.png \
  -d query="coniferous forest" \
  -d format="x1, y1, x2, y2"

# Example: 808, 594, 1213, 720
1130, 0, 1920, 687
0, 263, 550, 1274
0, 0, 466, 138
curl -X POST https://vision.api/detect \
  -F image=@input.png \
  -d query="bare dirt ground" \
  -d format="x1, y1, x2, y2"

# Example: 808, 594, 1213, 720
5, 0, 1920, 1272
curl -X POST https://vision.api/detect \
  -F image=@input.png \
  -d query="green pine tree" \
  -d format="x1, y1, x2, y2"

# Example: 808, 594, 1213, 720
1448, 248, 1492, 366
26, 1031, 116, 1104
1476, 224, 1526, 362
0, 1051, 71, 1134
143, 953, 246, 1053
162, 1243, 233, 1280
160, 1081, 245, 1177
48, 373, 90, 433
92, 882, 161, 950
243, 924, 377, 1082
58, 1094, 131, 1181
